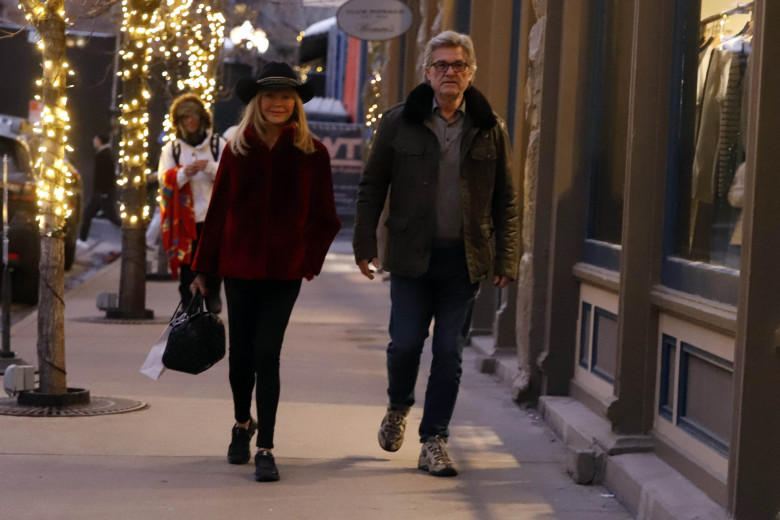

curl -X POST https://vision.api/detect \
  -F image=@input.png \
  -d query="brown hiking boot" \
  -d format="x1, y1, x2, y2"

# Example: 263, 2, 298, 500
418, 435, 457, 477
378, 406, 409, 452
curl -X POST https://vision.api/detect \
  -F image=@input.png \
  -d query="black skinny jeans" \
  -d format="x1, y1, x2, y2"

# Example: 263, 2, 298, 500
224, 277, 302, 449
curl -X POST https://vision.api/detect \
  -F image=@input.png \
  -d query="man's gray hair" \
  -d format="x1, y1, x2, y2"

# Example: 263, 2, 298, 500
423, 30, 477, 73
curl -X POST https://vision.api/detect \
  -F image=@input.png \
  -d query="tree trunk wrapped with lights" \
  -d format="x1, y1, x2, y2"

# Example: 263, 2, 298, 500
115, 0, 160, 319
19, 0, 72, 394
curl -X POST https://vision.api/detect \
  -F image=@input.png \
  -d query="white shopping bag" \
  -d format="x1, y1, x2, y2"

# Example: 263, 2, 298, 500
140, 324, 171, 380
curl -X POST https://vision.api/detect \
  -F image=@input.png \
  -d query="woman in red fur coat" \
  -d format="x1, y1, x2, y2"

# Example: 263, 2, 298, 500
191, 62, 341, 482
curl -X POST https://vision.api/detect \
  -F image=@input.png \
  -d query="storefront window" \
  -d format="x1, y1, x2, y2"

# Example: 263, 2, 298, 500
676, 0, 752, 270
586, 0, 633, 247
661, 0, 751, 304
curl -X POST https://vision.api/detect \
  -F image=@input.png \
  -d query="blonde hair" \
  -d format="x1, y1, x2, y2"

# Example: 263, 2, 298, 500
230, 90, 315, 156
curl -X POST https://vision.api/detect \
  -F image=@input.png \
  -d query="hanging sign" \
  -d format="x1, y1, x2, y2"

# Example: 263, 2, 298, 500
336, 0, 413, 41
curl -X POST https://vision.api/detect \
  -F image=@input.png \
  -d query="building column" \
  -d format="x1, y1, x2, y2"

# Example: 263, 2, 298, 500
515, 0, 563, 399
399, 0, 443, 91
468, 0, 512, 117
727, 2, 780, 517
541, 0, 590, 397
607, 0, 674, 434
438, 0, 458, 30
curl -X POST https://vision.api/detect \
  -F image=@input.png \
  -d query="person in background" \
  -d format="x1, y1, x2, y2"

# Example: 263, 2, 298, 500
353, 30, 521, 477
158, 94, 226, 312
191, 62, 341, 482
145, 170, 160, 251
78, 133, 121, 245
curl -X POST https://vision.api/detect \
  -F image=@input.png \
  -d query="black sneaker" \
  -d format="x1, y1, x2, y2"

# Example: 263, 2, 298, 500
254, 449, 280, 482
418, 436, 458, 477
227, 419, 257, 465
378, 406, 409, 452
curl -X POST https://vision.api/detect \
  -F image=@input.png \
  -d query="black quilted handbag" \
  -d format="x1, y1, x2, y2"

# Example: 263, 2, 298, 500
163, 291, 225, 374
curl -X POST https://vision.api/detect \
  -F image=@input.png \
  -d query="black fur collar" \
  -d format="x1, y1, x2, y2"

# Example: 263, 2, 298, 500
401, 83, 498, 130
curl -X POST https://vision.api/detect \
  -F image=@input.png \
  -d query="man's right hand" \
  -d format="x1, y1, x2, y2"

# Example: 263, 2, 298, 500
357, 258, 380, 280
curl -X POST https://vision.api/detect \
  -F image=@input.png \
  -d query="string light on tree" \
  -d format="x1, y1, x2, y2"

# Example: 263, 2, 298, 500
118, 0, 159, 228
18, 0, 75, 236
296, 64, 311, 83
150, 0, 225, 143
364, 42, 388, 135
18, 0, 79, 394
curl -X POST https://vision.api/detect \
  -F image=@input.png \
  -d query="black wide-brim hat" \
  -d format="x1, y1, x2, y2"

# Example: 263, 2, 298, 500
236, 61, 314, 104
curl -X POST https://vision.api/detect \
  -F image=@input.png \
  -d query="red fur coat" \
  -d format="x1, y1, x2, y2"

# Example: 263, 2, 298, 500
192, 125, 341, 281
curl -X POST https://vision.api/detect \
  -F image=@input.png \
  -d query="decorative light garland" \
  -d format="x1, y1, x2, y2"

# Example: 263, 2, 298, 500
365, 72, 382, 129
365, 41, 388, 135
151, 0, 225, 143
18, 0, 75, 236
296, 64, 311, 83
117, 0, 159, 227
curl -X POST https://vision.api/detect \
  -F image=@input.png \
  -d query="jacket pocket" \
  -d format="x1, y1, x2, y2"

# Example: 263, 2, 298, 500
469, 145, 497, 161
469, 223, 495, 278
384, 215, 408, 233
383, 215, 427, 276
392, 138, 425, 156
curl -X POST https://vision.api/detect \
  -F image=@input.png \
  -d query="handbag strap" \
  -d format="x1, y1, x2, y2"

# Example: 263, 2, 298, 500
184, 290, 206, 316
168, 299, 183, 323
169, 290, 207, 325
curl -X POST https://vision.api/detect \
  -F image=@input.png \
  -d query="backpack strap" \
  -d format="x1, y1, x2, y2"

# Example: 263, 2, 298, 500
172, 134, 218, 165
210, 133, 220, 161
172, 141, 181, 165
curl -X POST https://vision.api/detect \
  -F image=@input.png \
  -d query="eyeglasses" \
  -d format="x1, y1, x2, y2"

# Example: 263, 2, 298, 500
429, 60, 469, 73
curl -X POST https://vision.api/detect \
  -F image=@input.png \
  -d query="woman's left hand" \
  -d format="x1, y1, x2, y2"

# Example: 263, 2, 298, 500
190, 274, 208, 296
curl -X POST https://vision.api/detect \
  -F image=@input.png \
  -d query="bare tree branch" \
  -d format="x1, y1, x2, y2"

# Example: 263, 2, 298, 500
18, 0, 38, 20
83, 0, 122, 18
0, 24, 32, 40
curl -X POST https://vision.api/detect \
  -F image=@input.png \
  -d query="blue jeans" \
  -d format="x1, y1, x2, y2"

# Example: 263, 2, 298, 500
387, 245, 479, 442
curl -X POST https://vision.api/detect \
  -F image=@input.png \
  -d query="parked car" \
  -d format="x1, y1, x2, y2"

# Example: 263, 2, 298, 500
0, 117, 82, 304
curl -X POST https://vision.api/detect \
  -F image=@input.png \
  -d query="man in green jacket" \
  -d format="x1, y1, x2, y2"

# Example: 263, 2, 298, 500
353, 30, 520, 477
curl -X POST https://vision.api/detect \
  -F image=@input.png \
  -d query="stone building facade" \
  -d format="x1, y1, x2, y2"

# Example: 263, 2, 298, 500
375, 1, 780, 518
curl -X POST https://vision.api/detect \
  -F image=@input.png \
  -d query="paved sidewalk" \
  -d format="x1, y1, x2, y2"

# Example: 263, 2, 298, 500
0, 239, 632, 520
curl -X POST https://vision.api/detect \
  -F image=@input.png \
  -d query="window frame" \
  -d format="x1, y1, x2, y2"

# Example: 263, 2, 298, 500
581, 0, 631, 271
660, 0, 741, 305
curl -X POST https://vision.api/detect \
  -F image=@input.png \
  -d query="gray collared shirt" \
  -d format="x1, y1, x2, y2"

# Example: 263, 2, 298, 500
429, 99, 469, 245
